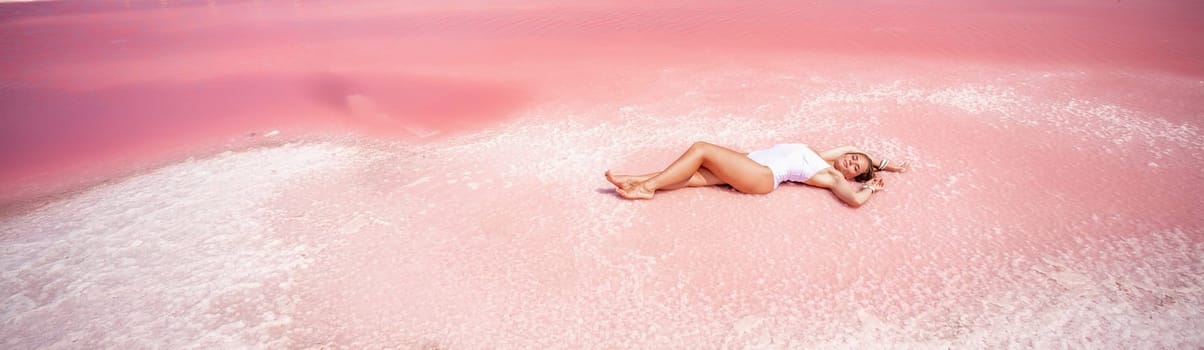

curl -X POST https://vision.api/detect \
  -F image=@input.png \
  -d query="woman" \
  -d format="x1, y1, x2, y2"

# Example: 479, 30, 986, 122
605, 142, 908, 207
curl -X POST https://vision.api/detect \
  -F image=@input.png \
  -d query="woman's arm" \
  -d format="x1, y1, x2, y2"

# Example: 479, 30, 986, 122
819, 146, 862, 162
877, 160, 910, 173
806, 170, 883, 208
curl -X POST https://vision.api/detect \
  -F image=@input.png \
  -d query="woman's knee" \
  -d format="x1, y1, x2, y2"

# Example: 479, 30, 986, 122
689, 141, 716, 154
684, 141, 707, 157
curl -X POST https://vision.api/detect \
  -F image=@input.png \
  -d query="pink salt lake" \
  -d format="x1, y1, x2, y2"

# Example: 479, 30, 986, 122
1, 0, 1202, 348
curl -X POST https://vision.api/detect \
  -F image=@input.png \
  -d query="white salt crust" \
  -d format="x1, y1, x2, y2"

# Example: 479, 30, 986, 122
0, 143, 376, 349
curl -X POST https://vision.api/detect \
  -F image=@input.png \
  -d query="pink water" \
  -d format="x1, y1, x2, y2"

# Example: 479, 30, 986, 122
2, 0, 1203, 348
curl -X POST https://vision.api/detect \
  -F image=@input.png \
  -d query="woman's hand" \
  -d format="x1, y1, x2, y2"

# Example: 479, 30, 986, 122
865, 177, 886, 192
894, 161, 910, 173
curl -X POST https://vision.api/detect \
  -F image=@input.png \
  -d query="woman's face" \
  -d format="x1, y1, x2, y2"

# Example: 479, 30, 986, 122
834, 153, 871, 179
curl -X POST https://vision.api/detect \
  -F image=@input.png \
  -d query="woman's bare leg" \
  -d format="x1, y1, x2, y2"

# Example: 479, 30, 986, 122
604, 171, 651, 191
616, 141, 774, 199
606, 169, 723, 191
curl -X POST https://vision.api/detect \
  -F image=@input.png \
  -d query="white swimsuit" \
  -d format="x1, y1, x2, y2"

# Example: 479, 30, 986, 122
746, 144, 831, 189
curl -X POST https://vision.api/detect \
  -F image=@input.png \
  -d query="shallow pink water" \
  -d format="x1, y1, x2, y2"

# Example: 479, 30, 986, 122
1, 0, 1202, 348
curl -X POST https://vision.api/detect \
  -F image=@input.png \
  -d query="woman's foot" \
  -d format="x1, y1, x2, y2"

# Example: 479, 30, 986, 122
604, 170, 638, 191
616, 182, 655, 200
